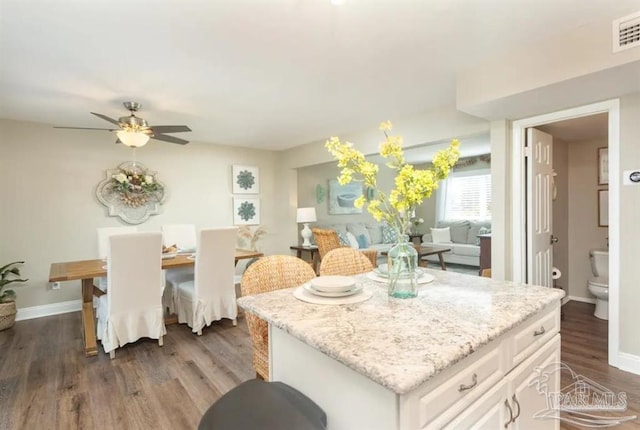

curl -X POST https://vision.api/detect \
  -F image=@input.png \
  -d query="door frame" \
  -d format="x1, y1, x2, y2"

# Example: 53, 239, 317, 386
511, 99, 620, 368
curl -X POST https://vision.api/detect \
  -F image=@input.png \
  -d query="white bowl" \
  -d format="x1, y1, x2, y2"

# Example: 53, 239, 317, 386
310, 275, 356, 293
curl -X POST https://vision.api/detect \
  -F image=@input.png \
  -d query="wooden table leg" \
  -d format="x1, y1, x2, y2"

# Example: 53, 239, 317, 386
81, 278, 98, 357
311, 250, 319, 274
437, 253, 447, 271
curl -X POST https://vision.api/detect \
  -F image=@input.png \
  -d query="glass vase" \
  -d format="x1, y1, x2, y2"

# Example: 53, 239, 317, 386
387, 234, 419, 298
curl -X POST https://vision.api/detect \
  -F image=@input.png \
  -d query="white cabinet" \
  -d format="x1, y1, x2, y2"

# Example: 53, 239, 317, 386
509, 335, 560, 429
270, 301, 562, 430
445, 334, 560, 430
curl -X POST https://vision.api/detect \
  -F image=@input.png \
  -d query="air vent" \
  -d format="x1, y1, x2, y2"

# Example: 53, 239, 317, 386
613, 11, 640, 52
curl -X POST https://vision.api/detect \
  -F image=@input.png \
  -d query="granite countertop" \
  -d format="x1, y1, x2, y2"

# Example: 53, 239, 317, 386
237, 270, 565, 394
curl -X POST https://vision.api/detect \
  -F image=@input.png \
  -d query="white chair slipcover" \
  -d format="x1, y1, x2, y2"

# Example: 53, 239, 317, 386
169, 227, 238, 335
161, 224, 197, 313
94, 226, 138, 293
96, 231, 166, 358
161, 224, 197, 252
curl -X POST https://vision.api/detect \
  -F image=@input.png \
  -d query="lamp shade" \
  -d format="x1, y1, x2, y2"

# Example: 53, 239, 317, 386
296, 207, 317, 223
117, 130, 150, 148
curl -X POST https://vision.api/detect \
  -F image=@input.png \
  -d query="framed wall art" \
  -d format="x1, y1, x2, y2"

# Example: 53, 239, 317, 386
598, 147, 608, 185
233, 197, 260, 225
598, 189, 608, 227
232, 165, 259, 194
328, 179, 363, 215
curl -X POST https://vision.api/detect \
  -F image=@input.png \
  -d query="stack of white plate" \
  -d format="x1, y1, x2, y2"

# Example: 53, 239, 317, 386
304, 275, 362, 297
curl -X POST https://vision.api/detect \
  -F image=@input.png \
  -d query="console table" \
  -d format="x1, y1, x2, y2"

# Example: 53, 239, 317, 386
290, 245, 319, 273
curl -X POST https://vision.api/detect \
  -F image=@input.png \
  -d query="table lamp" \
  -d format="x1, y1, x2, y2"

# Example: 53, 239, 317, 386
296, 207, 317, 247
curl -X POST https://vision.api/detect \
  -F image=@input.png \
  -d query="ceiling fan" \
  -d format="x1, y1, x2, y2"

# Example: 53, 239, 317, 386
55, 101, 191, 146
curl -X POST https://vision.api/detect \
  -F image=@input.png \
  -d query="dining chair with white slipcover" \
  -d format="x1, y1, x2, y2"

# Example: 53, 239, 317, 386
96, 231, 166, 359
161, 224, 197, 313
94, 226, 138, 293
168, 227, 238, 335
161, 224, 197, 253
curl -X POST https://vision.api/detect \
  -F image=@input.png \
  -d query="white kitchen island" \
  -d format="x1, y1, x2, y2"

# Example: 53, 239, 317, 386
237, 270, 565, 430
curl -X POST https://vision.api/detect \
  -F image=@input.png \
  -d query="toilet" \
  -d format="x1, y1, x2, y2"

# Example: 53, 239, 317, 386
587, 249, 609, 320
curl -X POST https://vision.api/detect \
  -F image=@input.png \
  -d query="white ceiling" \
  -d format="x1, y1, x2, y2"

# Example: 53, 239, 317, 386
0, 0, 637, 150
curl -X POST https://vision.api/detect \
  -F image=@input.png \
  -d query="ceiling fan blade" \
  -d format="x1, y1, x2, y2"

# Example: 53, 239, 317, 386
151, 125, 191, 133
90, 112, 121, 126
54, 126, 116, 130
152, 133, 189, 145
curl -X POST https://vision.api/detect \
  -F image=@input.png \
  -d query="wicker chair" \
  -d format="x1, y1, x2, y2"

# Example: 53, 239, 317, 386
311, 228, 378, 268
240, 255, 316, 380
319, 247, 373, 276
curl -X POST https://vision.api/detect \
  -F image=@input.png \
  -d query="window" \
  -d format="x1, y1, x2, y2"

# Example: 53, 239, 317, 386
437, 170, 491, 221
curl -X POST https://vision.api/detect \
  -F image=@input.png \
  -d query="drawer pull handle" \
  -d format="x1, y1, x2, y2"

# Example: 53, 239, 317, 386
512, 394, 521, 421
504, 399, 514, 428
533, 326, 546, 336
458, 373, 478, 392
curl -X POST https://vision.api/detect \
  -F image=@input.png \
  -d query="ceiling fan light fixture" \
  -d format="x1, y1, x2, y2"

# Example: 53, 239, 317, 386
117, 130, 150, 147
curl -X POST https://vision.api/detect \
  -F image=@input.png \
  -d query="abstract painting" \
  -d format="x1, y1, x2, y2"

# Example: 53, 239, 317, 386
328, 179, 363, 215
233, 197, 260, 225
232, 165, 259, 194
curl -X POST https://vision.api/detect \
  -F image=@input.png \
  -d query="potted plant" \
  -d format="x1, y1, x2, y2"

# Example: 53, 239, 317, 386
0, 261, 28, 331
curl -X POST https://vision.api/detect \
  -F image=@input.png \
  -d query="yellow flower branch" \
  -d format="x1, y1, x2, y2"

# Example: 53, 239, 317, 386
326, 121, 460, 236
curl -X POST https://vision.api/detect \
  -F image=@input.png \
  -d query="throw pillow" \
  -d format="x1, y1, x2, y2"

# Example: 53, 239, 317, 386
382, 224, 398, 244
337, 231, 350, 246
366, 223, 383, 245
475, 226, 492, 245
430, 227, 452, 244
356, 233, 370, 249
346, 232, 360, 249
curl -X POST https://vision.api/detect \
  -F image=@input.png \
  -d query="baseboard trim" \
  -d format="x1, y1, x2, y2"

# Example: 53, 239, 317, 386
615, 352, 640, 376
16, 299, 82, 321
567, 296, 596, 304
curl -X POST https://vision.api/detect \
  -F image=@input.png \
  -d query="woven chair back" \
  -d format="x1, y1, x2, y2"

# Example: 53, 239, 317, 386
240, 255, 316, 379
311, 228, 344, 259
319, 247, 374, 276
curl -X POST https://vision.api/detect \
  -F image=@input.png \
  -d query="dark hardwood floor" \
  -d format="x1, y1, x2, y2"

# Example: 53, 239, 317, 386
1, 301, 638, 429
0, 313, 254, 430
559, 301, 640, 429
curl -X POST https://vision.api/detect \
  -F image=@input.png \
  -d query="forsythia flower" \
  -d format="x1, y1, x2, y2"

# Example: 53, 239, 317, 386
325, 121, 460, 236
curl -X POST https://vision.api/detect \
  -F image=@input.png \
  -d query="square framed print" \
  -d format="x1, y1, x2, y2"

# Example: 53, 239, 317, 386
232, 165, 259, 194
598, 189, 608, 227
598, 147, 608, 185
328, 179, 363, 215
233, 197, 260, 225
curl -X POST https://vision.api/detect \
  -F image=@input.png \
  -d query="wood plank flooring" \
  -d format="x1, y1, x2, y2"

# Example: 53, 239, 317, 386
1, 301, 638, 429
559, 301, 640, 429
0, 313, 254, 430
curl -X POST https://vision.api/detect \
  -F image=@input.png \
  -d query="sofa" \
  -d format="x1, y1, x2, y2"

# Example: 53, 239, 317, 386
314, 221, 394, 266
420, 220, 491, 267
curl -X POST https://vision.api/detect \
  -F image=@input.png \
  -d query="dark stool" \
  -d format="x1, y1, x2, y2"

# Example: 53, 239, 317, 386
198, 379, 327, 430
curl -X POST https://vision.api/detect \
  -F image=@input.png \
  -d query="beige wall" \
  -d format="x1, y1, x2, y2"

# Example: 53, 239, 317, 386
552, 138, 569, 295
567, 138, 608, 299
0, 119, 286, 310
457, 7, 640, 118
619, 93, 640, 354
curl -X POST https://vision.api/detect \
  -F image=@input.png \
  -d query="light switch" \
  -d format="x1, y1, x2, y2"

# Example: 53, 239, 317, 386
623, 170, 640, 185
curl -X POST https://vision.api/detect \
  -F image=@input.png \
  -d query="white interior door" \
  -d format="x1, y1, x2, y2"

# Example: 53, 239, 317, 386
527, 128, 554, 287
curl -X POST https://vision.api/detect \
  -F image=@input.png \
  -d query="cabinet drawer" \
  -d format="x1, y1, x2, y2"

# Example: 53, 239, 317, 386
511, 303, 559, 368
419, 346, 503, 429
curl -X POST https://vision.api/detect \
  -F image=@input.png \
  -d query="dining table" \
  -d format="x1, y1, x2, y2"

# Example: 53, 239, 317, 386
48, 249, 263, 357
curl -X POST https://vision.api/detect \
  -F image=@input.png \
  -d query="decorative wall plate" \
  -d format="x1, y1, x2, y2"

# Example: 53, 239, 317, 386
96, 161, 165, 225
